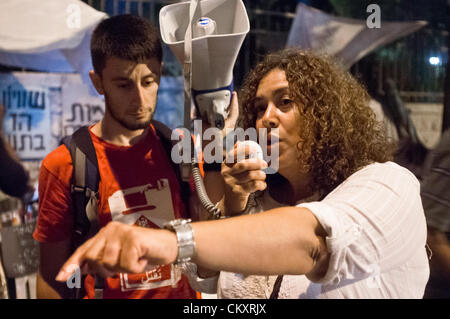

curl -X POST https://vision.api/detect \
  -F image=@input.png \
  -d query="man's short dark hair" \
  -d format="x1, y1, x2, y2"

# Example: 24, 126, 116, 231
91, 14, 163, 75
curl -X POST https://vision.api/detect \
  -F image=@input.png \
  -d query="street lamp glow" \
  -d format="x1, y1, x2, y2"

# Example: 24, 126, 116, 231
429, 56, 441, 65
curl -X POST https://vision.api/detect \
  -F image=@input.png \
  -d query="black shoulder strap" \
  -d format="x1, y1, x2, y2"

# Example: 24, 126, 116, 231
61, 126, 102, 299
61, 126, 100, 251
269, 275, 284, 299
151, 120, 191, 215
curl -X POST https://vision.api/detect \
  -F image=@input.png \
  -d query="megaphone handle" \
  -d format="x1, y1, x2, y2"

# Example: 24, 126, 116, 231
183, 0, 199, 131
183, 66, 192, 130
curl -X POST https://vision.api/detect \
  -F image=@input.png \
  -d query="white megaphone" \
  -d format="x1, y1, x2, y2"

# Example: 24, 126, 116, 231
159, 0, 250, 129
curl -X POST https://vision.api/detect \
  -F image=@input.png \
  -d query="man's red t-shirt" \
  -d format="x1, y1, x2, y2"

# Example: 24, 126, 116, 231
33, 125, 197, 299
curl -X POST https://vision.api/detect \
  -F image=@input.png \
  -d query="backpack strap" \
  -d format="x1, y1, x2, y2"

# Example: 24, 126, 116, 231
62, 126, 100, 249
61, 126, 102, 299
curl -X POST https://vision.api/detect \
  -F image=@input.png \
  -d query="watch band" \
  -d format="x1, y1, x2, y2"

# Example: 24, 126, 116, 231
164, 219, 196, 265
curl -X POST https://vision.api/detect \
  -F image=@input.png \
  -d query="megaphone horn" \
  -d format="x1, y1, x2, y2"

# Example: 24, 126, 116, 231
159, 0, 250, 129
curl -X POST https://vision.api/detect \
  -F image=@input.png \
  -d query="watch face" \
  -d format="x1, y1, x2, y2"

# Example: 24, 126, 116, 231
174, 219, 191, 227
163, 219, 195, 265
164, 219, 192, 233
165, 218, 184, 229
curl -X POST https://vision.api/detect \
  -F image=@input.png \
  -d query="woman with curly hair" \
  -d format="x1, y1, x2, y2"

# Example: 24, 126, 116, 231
56, 49, 429, 299
238, 49, 394, 198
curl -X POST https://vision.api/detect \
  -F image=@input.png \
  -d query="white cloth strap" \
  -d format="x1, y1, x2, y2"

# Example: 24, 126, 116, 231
183, 0, 199, 131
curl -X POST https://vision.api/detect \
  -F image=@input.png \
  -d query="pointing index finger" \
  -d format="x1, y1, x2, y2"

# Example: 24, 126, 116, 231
55, 243, 90, 282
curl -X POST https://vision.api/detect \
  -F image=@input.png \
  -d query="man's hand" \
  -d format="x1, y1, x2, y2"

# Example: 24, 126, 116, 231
55, 222, 177, 282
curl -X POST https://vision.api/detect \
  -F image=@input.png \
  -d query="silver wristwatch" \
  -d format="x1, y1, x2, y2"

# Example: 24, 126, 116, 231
164, 219, 196, 265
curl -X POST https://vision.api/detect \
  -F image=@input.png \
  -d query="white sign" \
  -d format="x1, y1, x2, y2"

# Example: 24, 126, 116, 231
61, 74, 104, 137
0, 73, 60, 160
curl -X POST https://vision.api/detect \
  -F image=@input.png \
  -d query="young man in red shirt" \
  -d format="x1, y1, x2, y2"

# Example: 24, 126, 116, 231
34, 14, 232, 299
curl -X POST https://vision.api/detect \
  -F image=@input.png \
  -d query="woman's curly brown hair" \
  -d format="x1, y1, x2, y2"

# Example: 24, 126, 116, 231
240, 49, 394, 196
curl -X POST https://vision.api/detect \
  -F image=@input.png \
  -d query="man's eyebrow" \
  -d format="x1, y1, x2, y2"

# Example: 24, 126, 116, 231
111, 74, 156, 82
142, 74, 157, 80
112, 77, 131, 82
